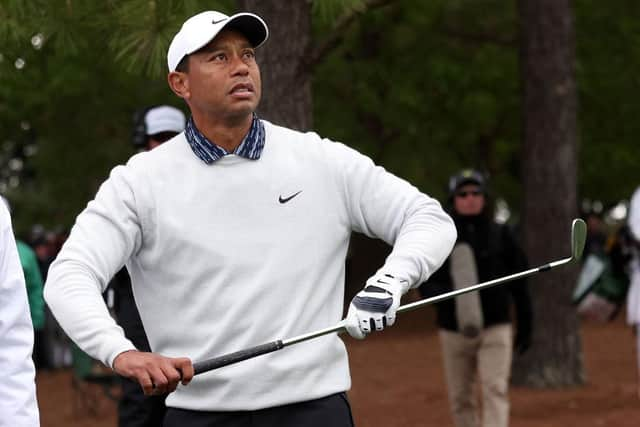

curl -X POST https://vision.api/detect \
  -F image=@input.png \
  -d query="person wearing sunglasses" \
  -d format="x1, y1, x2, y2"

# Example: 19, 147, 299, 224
420, 168, 533, 427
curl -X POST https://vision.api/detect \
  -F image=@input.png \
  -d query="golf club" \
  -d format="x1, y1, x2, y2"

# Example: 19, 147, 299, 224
192, 218, 587, 376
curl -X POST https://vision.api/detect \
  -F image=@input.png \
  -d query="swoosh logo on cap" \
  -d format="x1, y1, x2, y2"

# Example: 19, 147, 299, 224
212, 18, 228, 25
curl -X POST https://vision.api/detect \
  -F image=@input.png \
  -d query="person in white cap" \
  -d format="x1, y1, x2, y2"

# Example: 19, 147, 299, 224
133, 105, 187, 151
45, 10, 456, 426
112, 105, 186, 427
0, 196, 41, 426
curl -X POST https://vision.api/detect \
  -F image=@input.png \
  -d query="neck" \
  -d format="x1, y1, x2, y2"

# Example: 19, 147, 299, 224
192, 112, 253, 152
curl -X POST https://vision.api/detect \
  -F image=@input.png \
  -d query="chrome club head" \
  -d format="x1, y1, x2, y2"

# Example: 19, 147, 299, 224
570, 218, 587, 262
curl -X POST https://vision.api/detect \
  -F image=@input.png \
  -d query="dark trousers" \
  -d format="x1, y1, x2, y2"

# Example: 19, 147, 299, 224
163, 393, 355, 427
32, 329, 48, 370
119, 377, 167, 427
112, 268, 168, 427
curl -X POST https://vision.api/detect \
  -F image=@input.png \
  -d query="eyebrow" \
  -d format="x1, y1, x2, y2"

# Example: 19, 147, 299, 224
197, 40, 254, 54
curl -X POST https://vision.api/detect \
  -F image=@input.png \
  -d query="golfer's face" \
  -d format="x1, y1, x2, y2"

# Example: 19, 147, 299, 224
186, 30, 261, 122
454, 184, 485, 216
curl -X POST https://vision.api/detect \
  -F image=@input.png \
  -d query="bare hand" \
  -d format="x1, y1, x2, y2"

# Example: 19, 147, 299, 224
113, 350, 194, 396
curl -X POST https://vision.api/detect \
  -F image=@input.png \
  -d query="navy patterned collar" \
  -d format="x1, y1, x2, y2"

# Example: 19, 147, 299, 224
184, 114, 265, 164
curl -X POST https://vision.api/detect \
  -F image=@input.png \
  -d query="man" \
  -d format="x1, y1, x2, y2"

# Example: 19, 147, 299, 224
421, 169, 532, 427
45, 10, 456, 426
0, 198, 40, 425
111, 105, 185, 426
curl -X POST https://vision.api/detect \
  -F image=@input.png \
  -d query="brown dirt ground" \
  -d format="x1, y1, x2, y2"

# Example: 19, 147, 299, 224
37, 307, 640, 426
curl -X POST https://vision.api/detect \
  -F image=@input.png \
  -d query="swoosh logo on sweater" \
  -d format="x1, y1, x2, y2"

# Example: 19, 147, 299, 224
279, 191, 302, 204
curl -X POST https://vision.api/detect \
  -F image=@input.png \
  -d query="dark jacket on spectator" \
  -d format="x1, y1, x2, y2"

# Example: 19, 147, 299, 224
420, 213, 533, 347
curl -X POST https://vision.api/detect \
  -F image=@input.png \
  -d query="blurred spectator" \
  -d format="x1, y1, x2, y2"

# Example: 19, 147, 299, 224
50, 226, 68, 256
30, 224, 55, 280
29, 223, 46, 245
33, 226, 73, 370
420, 169, 532, 427
16, 239, 46, 369
583, 210, 607, 258
111, 105, 186, 427
0, 197, 40, 424
574, 218, 630, 323
31, 235, 53, 280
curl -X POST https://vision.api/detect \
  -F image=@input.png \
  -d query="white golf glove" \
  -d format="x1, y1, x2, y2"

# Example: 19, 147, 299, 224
345, 272, 409, 340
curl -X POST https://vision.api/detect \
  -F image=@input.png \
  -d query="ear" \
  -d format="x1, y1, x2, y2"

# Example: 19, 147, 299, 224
168, 71, 190, 100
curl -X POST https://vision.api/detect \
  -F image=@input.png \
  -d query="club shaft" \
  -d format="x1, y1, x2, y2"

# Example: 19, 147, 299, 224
284, 257, 572, 346
283, 324, 346, 346
397, 257, 572, 314
194, 253, 577, 375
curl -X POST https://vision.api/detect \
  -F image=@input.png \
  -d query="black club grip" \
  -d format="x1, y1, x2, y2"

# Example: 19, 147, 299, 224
193, 340, 284, 375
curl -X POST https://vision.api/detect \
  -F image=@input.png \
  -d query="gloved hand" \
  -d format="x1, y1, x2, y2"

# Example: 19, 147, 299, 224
345, 273, 408, 340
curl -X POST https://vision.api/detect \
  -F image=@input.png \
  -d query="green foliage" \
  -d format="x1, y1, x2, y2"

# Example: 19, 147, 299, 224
575, 0, 640, 204
313, 0, 638, 209
313, 0, 521, 204
108, 1, 196, 76
0, 0, 636, 236
312, 0, 372, 23
0, 1, 36, 44
0, 0, 232, 236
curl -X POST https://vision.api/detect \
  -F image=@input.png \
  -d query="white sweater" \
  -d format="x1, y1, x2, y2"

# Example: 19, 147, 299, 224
0, 203, 40, 426
45, 120, 456, 410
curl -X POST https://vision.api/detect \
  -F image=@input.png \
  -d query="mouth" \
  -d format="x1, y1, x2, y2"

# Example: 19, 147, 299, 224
229, 83, 254, 96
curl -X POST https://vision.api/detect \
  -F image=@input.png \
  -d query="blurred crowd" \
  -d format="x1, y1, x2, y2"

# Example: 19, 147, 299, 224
573, 206, 634, 323
18, 223, 73, 371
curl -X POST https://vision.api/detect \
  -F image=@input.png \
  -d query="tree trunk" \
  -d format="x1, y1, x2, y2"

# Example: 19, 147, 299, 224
512, 0, 583, 387
236, 0, 313, 131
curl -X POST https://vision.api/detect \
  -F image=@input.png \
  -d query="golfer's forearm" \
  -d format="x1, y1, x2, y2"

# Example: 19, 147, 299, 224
45, 259, 136, 367
382, 195, 457, 287
330, 142, 456, 285
44, 164, 145, 366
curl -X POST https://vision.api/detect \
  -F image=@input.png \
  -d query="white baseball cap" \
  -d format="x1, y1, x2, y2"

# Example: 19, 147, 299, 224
167, 11, 269, 72
144, 106, 186, 135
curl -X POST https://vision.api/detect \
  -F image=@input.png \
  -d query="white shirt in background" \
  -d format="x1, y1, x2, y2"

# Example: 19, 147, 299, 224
0, 202, 40, 426
627, 187, 640, 325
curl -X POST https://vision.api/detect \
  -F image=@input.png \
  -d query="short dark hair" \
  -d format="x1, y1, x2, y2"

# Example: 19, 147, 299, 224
175, 55, 190, 73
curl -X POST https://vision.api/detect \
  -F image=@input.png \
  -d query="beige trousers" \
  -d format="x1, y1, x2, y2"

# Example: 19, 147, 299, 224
439, 324, 513, 427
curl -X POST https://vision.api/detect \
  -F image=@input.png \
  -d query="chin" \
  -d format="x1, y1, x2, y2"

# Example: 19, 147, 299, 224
224, 109, 256, 125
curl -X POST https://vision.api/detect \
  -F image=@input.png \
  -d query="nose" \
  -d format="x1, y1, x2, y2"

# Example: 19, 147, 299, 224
230, 54, 249, 76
